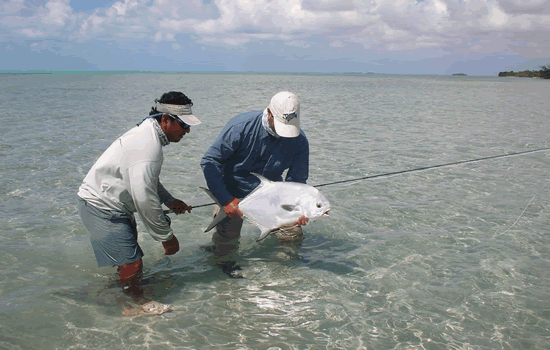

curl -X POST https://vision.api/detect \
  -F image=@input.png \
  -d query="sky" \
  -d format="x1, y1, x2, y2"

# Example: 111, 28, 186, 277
1, 0, 549, 75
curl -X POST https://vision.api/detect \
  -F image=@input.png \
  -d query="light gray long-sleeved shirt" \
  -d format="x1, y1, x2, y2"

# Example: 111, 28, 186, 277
78, 118, 175, 241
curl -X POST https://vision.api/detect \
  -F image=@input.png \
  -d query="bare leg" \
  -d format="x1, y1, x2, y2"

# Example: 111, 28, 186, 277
118, 259, 171, 315
118, 258, 144, 299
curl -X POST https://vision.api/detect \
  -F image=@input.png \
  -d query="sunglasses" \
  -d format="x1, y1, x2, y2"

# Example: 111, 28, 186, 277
169, 114, 190, 129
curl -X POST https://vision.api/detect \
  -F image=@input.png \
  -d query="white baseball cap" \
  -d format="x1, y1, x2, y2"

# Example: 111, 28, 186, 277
268, 91, 300, 138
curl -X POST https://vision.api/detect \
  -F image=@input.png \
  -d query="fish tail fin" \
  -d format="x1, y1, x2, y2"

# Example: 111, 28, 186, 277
200, 187, 227, 233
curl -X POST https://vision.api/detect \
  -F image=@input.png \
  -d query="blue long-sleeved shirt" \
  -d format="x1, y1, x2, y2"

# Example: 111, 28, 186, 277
200, 110, 309, 206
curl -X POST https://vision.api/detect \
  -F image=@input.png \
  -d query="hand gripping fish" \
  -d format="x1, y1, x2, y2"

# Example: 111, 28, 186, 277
201, 173, 331, 241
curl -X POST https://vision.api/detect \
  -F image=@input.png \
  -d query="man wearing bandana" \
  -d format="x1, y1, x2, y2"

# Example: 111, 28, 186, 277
201, 91, 310, 277
77, 91, 200, 315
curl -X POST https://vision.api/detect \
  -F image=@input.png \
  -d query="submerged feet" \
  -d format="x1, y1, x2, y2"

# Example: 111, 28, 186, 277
201, 241, 244, 278
217, 260, 244, 279
118, 270, 171, 316
121, 298, 171, 316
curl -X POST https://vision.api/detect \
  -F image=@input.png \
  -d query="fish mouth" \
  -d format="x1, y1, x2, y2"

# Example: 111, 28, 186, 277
322, 209, 330, 217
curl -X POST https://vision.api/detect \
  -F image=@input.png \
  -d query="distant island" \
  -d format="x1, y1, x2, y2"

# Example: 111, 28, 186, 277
498, 62, 550, 79
498, 70, 542, 78
452, 73, 467, 76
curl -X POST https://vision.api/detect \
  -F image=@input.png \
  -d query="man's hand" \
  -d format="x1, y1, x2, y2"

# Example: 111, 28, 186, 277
278, 216, 308, 231
162, 235, 180, 255
223, 198, 243, 217
169, 199, 192, 214
295, 216, 309, 226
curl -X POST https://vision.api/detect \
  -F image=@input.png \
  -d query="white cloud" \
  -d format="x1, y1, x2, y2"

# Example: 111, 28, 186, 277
486, 2, 510, 27
106, 0, 140, 17
0, 0, 549, 71
301, 0, 356, 12
286, 40, 311, 48
18, 28, 46, 38
42, 0, 72, 26
29, 41, 49, 51
499, 0, 550, 14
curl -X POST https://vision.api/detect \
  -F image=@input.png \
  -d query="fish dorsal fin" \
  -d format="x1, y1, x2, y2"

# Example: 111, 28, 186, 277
241, 173, 270, 205
250, 172, 271, 185
281, 204, 298, 212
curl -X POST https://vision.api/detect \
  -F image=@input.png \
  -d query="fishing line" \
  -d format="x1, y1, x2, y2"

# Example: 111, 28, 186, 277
178, 146, 550, 209
314, 146, 550, 188
496, 178, 550, 236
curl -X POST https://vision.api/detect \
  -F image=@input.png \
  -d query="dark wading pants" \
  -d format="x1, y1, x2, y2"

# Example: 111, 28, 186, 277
210, 205, 244, 265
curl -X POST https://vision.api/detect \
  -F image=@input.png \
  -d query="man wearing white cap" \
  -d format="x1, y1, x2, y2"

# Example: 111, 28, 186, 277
201, 91, 309, 277
77, 91, 201, 315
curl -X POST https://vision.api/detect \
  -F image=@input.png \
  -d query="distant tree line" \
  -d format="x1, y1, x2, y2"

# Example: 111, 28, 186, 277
499, 61, 550, 79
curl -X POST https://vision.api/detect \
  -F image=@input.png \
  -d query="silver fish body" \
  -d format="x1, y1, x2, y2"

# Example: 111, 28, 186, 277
202, 173, 331, 241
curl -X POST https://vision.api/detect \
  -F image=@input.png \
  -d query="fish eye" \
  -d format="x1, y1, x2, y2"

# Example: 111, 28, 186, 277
316, 203, 322, 208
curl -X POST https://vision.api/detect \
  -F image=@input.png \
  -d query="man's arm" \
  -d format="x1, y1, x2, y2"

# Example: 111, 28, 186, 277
126, 161, 173, 242
200, 125, 242, 207
157, 181, 176, 206
158, 181, 192, 214
285, 137, 309, 226
285, 136, 309, 184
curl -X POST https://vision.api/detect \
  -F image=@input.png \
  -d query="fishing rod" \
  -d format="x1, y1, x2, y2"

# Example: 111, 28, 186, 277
163, 202, 214, 214
165, 146, 550, 212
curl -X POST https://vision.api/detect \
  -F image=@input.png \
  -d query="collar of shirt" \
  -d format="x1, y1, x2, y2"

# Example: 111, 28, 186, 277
262, 108, 279, 138
150, 118, 170, 146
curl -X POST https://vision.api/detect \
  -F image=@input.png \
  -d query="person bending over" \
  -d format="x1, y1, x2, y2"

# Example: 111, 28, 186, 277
201, 91, 309, 277
77, 91, 200, 315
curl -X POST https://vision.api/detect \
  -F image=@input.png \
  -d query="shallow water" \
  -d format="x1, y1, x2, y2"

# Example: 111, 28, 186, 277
1, 72, 550, 349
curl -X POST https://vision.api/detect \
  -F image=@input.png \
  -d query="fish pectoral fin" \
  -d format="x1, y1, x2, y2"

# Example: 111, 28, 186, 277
281, 204, 298, 212
256, 228, 272, 242
250, 221, 272, 242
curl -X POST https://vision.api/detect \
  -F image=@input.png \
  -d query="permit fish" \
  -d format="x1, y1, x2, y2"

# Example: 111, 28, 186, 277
201, 173, 331, 241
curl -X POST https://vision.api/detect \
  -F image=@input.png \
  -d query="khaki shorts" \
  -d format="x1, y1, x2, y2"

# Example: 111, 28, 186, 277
78, 198, 144, 267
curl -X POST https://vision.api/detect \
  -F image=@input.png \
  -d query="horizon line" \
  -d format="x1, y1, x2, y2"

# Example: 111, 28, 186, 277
0, 70, 490, 76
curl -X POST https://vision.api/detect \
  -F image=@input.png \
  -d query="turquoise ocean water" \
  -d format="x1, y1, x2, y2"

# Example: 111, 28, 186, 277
1, 72, 549, 349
